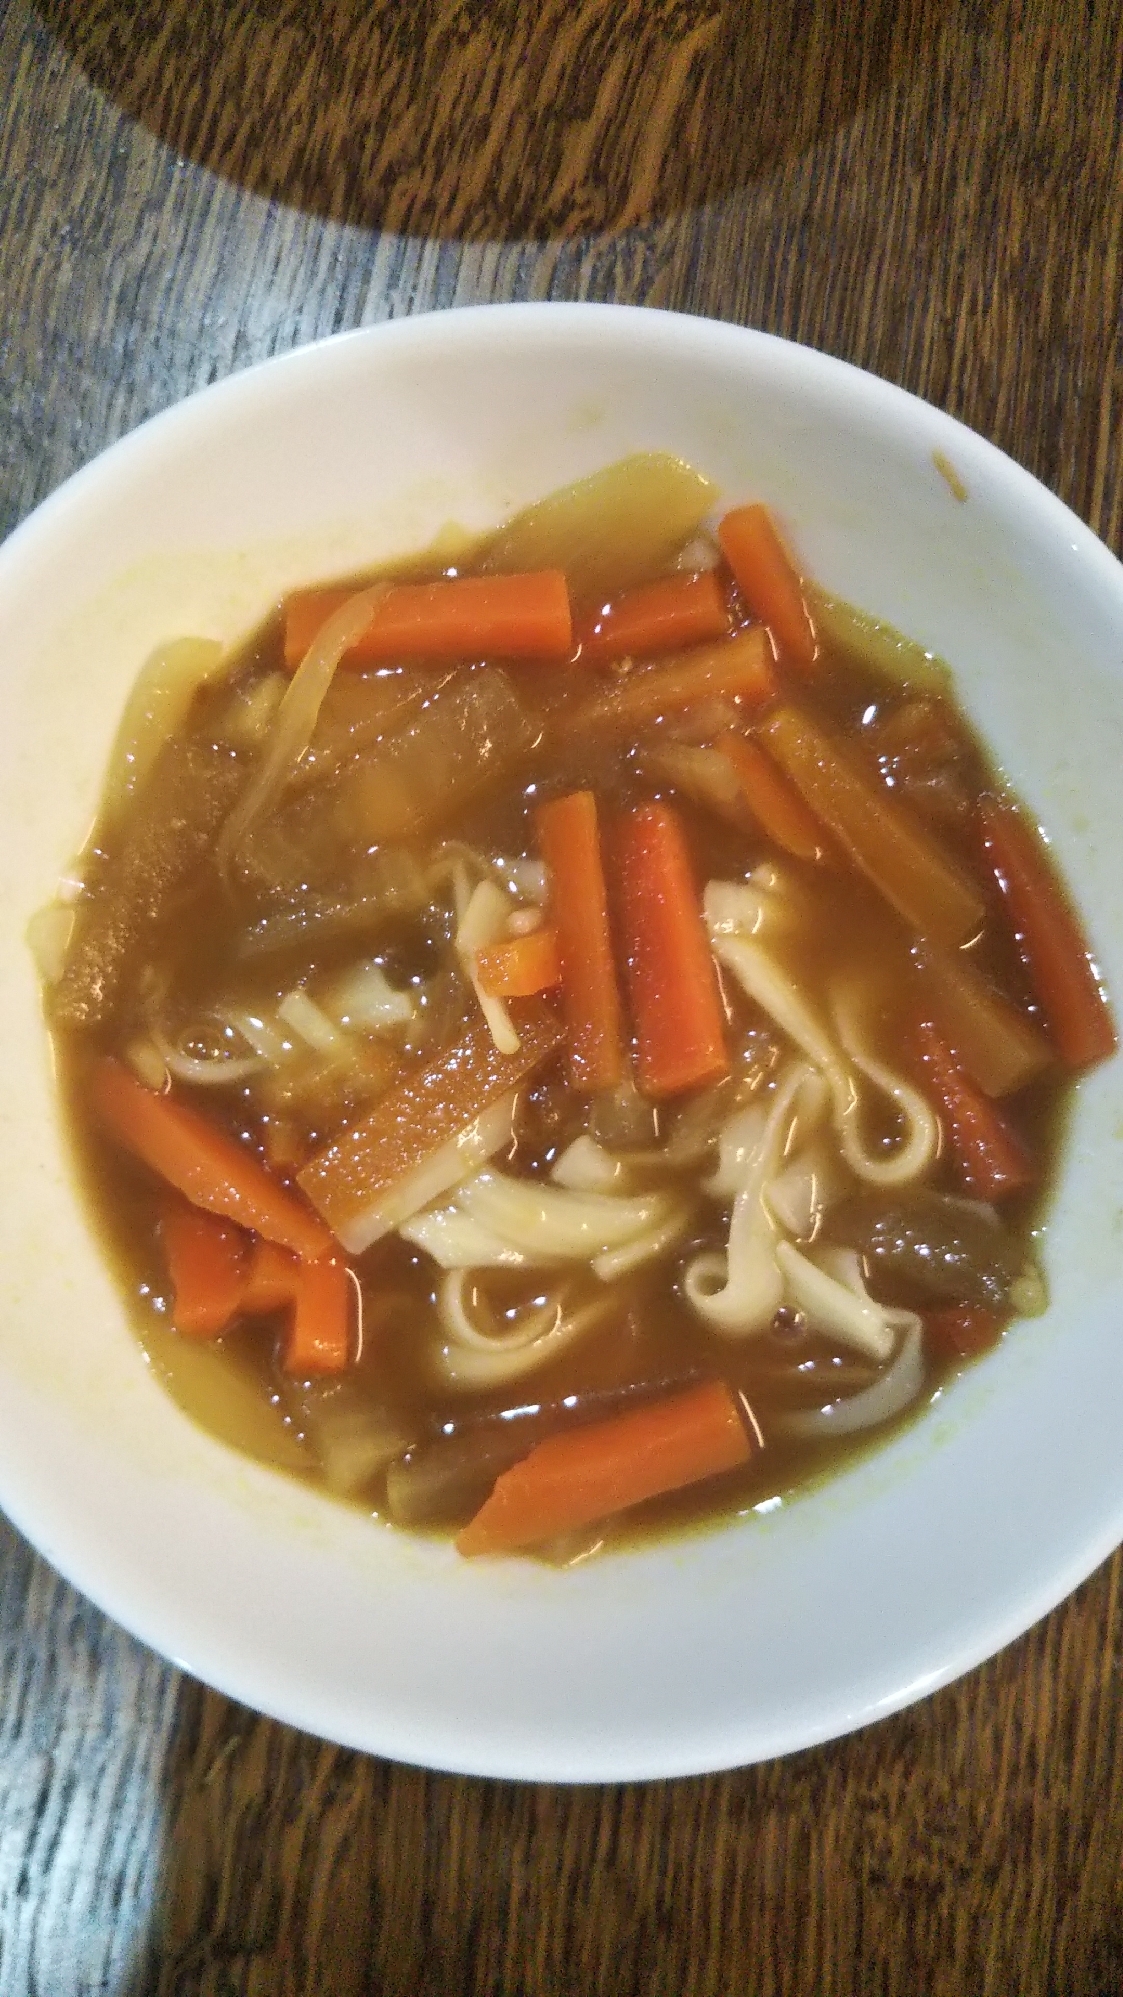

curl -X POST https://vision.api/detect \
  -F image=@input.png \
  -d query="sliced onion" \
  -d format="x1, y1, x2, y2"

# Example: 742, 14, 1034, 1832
216, 582, 388, 874
103, 636, 226, 818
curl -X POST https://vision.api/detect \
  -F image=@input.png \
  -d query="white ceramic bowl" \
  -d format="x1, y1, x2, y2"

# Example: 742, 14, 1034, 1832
2, 304, 1122, 1781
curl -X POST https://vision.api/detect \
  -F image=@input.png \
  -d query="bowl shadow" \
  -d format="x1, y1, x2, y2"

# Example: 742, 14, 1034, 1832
40, 0, 929, 242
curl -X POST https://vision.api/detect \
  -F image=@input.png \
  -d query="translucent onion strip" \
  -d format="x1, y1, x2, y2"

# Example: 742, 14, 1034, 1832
215, 582, 389, 874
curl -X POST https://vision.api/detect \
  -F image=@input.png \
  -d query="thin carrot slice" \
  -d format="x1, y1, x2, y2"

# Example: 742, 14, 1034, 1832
298, 997, 566, 1251
474, 925, 561, 999
915, 1020, 1034, 1200
575, 570, 731, 666
978, 795, 1116, 1071
925, 1304, 1008, 1360
617, 801, 730, 1100
717, 503, 817, 671
717, 732, 831, 863
760, 705, 985, 947
285, 1256, 352, 1375
536, 793, 626, 1093
161, 1201, 248, 1339
564, 626, 777, 737
283, 572, 573, 672
456, 1380, 751, 1556
93, 1060, 332, 1260
242, 1238, 299, 1314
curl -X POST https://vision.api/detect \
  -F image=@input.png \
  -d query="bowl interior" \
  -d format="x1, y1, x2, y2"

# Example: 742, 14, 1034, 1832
1, 304, 1121, 1780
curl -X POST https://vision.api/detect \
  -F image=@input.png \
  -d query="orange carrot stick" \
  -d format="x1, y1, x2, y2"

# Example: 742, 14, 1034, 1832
474, 925, 561, 998
284, 1256, 352, 1375
925, 1304, 1008, 1361
575, 570, 731, 666
241, 1238, 299, 1314
915, 1020, 1034, 1200
283, 572, 573, 671
760, 705, 985, 947
978, 795, 1116, 1070
456, 1379, 751, 1556
616, 801, 730, 1100
161, 1202, 248, 1338
718, 732, 832, 863
93, 1059, 332, 1261
717, 504, 817, 671
536, 793, 626, 1093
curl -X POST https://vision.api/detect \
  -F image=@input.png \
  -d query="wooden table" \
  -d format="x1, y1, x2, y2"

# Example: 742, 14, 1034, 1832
2, 1, 1122, 1988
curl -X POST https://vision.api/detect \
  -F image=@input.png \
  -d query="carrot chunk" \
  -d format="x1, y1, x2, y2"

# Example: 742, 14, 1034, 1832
536, 793, 626, 1093
716, 504, 817, 671
978, 795, 1116, 1071
915, 1020, 1034, 1200
285, 1256, 352, 1375
718, 732, 831, 863
284, 572, 573, 671
474, 925, 561, 998
616, 801, 730, 1100
760, 706, 985, 947
241, 1238, 299, 1314
575, 570, 732, 665
93, 1060, 332, 1260
161, 1201, 248, 1338
456, 1380, 751, 1556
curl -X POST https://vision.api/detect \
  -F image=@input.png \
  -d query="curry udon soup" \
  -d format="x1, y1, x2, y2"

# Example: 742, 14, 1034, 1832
35, 454, 1115, 1561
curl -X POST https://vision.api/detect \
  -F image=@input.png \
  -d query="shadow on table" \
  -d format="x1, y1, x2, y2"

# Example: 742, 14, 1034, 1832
39, 0, 936, 242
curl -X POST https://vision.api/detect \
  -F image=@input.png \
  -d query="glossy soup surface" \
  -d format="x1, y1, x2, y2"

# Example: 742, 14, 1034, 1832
41, 456, 1103, 1560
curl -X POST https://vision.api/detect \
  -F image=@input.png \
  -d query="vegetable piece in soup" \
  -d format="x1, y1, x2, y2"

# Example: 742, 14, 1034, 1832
37, 454, 1114, 1559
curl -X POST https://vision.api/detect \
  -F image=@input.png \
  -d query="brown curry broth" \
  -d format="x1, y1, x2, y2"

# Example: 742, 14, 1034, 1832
53, 582, 1070, 1547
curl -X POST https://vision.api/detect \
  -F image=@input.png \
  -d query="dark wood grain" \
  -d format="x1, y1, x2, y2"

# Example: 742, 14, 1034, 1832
2, 0, 1123, 1988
